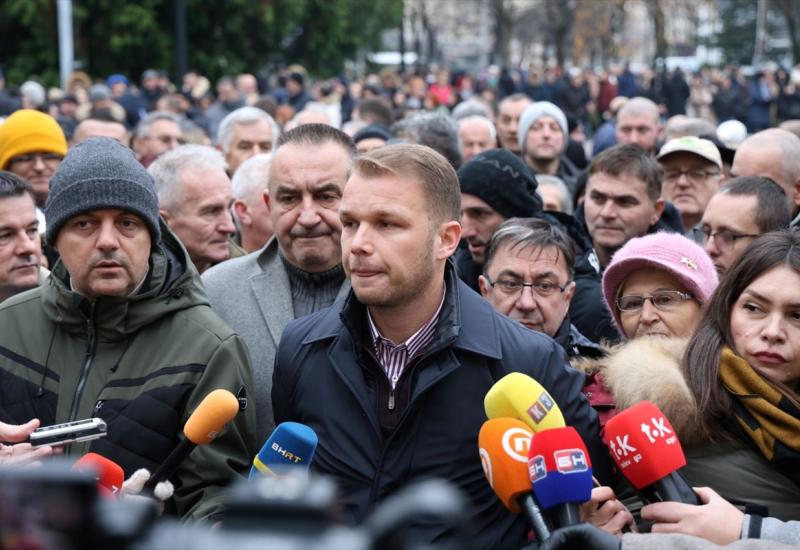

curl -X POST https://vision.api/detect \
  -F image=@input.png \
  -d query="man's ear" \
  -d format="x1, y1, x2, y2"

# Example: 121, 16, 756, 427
159, 209, 172, 226
478, 274, 490, 298
793, 177, 800, 214
263, 189, 271, 213
436, 220, 462, 261
233, 200, 250, 225
650, 198, 665, 226
563, 280, 577, 306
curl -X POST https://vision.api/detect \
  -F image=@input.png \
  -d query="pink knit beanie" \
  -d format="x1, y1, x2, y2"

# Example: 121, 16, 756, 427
602, 232, 718, 336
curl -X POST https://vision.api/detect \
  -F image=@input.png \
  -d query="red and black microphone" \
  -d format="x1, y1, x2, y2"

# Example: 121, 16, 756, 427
603, 400, 700, 505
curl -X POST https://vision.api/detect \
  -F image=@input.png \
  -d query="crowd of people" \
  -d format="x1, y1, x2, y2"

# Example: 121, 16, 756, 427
0, 59, 799, 548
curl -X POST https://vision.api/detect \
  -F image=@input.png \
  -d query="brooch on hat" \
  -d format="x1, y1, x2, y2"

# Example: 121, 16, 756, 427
680, 256, 698, 270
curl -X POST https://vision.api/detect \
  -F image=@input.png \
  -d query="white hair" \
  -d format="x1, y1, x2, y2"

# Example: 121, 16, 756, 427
135, 111, 181, 139
232, 153, 271, 201
148, 144, 227, 211
458, 115, 497, 142
536, 175, 573, 215
216, 106, 280, 151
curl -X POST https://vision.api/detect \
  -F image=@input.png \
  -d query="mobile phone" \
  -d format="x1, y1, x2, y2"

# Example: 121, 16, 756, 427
29, 418, 108, 447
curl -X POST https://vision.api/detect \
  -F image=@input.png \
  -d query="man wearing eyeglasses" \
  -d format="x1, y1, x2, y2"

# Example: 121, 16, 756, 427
696, 176, 791, 276
479, 217, 603, 360
132, 111, 185, 168
0, 109, 68, 208
657, 136, 722, 235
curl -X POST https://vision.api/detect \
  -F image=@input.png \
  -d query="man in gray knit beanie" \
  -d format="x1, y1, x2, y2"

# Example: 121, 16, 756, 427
517, 101, 581, 192
45, 137, 161, 246
45, 137, 161, 299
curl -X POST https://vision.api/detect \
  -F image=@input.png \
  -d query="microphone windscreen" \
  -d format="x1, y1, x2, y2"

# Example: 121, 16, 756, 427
251, 422, 318, 477
528, 426, 593, 510
603, 400, 686, 490
73, 452, 125, 496
183, 389, 240, 445
484, 373, 565, 432
478, 418, 534, 513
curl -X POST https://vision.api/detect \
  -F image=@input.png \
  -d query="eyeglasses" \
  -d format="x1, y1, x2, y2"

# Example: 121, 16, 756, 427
692, 226, 759, 252
485, 276, 571, 298
663, 169, 720, 184
616, 290, 694, 312
9, 152, 64, 168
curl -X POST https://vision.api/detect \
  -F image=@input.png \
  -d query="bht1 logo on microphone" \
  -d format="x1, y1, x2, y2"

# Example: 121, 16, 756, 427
271, 442, 303, 463
528, 454, 546, 482
555, 449, 588, 474
640, 416, 675, 445
527, 392, 555, 423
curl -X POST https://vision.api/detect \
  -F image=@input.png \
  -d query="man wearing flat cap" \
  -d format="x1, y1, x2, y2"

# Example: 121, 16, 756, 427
0, 137, 256, 521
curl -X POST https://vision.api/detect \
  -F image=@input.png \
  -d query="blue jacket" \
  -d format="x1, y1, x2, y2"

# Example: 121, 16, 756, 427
272, 262, 612, 549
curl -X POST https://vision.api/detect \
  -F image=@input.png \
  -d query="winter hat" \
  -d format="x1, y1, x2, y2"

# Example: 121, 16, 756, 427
457, 148, 543, 218
0, 109, 68, 169
45, 137, 161, 245
353, 124, 391, 145
602, 232, 718, 337
517, 101, 569, 154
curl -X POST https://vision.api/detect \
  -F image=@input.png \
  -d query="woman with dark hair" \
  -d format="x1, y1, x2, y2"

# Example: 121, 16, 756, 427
643, 229, 800, 544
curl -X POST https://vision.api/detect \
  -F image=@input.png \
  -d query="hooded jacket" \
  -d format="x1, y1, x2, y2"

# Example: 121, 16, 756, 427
0, 225, 257, 521
575, 336, 800, 521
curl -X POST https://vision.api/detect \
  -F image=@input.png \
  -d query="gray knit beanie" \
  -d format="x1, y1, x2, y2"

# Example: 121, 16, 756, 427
45, 137, 161, 245
517, 101, 569, 155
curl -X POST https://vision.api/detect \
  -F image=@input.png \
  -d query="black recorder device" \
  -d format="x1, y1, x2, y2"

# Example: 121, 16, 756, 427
29, 418, 108, 447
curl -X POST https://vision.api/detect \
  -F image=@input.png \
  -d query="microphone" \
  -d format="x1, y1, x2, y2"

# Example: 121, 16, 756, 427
484, 373, 565, 432
528, 426, 593, 528
249, 422, 318, 479
603, 400, 700, 505
73, 452, 125, 498
479, 418, 551, 541
144, 389, 240, 490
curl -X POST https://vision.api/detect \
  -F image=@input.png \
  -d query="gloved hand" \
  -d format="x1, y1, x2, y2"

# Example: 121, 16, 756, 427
538, 524, 621, 550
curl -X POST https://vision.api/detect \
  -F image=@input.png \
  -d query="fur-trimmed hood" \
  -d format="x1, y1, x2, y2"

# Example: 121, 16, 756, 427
575, 336, 705, 446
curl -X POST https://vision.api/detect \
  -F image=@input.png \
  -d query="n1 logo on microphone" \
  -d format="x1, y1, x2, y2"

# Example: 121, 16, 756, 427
271, 442, 304, 463
527, 391, 555, 423
502, 427, 532, 462
555, 448, 588, 474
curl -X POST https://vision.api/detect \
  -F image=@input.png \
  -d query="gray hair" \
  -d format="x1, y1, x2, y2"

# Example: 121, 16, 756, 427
483, 217, 576, 279
391, 111, 462, 170
617, 96, 660, 123
536, 175, 573, 215
458, 115, 497, 142
216, 106, 280, 151
232, 153, 271, 201
452, 100, 492, 121
135, 111, 181, 139
742, 128, 800, 189
148, 144, 227, 210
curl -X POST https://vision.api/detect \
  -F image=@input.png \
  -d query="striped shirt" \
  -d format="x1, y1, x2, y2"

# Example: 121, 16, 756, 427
367, 292, 445, 389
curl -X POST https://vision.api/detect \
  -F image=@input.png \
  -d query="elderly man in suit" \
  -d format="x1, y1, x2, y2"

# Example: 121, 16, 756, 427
202, 124, 354, 441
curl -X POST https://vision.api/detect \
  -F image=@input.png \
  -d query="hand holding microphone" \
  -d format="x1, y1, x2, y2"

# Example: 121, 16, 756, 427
0, 418, 56, 466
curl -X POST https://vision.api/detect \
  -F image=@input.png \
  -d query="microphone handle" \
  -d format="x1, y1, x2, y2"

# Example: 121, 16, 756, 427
519, 494, 552, 542
144, 437, 196, 490
553, 502, 582, 527
654, 471, 701, 505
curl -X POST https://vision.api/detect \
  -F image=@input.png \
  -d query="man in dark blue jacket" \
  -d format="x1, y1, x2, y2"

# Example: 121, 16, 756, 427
272, 143, 612, 549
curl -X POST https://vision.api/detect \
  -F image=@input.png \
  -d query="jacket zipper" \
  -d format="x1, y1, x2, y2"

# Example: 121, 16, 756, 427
387, 391, 395, 411
69, 307, 97, 421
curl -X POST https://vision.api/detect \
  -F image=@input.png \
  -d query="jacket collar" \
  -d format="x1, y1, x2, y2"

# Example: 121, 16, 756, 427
302, 259, 503, 360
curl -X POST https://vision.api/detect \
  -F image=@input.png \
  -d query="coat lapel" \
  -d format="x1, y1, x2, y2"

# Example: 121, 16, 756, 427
250, 243, 294, 346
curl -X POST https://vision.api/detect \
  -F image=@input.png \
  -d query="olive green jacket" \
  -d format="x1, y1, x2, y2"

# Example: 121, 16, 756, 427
0, 226, 257, 521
